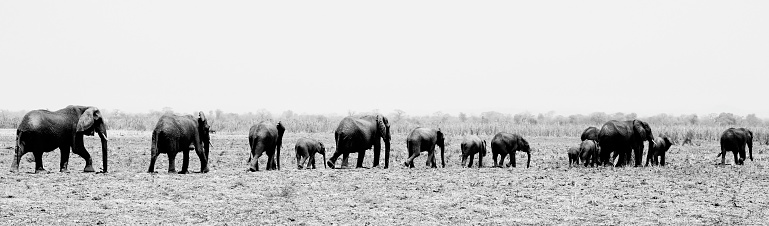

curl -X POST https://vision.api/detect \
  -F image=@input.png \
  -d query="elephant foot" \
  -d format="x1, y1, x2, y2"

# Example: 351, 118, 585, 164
248, 167, 258, 172
168, 169, 178, 174
60, 168, 70, 173
403, 162, 410, 167
199, 167, 210, 173
148, 171, 157, 174
35, 169, 49, 174
326, 161, 336, 169
83, 165, 95, 172
178, 170, 189, 174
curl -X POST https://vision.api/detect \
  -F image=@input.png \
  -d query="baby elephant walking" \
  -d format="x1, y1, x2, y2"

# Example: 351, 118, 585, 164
461, 135, 486, 168
567, 147, 580, 166
646, 136, 674, 166
579, 140, 599, 167
295, 138, 326, 169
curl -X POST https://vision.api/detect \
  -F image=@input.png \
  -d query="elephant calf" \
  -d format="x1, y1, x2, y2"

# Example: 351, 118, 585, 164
719, 128, 753, 165
404, 127, 445, 168
295, 138, 326, 169
491, 132, 531, 168
460, 135, 486, 168
148, 112, 210, 174
567, 147, 580, 167
646, 136, 673, 166
247, 121, 285, 171
579, 140, 599, 167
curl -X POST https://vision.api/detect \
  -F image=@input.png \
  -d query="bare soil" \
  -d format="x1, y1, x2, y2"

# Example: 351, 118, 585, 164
1, 129, 768, 225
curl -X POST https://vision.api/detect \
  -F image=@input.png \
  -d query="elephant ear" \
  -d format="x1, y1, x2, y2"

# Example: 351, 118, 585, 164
76, 107, 101, 136
197, 111, 210, 141
376, 115, 390, 141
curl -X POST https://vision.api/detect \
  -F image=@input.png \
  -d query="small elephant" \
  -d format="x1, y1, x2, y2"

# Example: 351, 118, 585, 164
404, 127, 445, 168
579, 139, 599, 167
491, 132, 531, 168
295, 138, 326, 169
460, 135, 486, 168
148, 112, 210, 174
11, 105, 109, 174
718, 128, 753, 165
247, 121, 286, 171
567, 147, 580, 167
581, 126, 599, 141
646, 136, 673, 166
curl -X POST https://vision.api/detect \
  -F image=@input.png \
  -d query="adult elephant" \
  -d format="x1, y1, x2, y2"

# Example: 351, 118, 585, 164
719, 128, 753, 165
148, 112, 211, 174
295, 137, 325, 169
597, 120, 654, 167
326, 114, 390, 169
11, 105, 109, 173
490, 132, 531, 168
581, 126, 599, 141
403, 127, 445, 168
247, 121, 286, 171
646, 136, 674, 166
460, 135, 486, 168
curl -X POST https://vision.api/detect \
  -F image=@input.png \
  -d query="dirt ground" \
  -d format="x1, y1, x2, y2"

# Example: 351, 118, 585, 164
1, 129, 768, 225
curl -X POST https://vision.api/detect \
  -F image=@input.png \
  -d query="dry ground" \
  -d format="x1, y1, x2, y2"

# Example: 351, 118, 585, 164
1, 129, 768, 225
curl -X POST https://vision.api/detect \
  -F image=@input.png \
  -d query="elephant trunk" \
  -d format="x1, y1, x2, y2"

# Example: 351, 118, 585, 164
98, 131, 108, 173
748, 140, 753, 161
384, 139, 390, 169
526, 151, 531, 168
323, 152, 327, 169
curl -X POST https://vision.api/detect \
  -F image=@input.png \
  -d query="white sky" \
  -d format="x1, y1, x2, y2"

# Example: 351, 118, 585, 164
1, 1, 768, 117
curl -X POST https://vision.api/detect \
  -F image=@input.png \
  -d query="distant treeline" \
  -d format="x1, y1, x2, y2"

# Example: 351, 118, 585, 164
1, 109, 767, 143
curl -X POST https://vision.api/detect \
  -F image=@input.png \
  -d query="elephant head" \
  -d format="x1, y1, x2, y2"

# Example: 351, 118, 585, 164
632, 120, 654, 145
318, 142, 327, 169
376, 115, 391, 168
75, 107, 109, 173
196, 111, 210, 159
436, 130, 445, 168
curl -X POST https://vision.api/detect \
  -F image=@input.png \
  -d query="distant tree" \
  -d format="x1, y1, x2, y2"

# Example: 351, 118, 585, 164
458, 112, 467, 122
281, 110, 296, 119
481, 111, 505, 122
391, 109, 406, 123
162, 107, 174, 113
715, 112, 738, 126
683, 114, 698, 125
588, 112, 608, 124
625, 113, 638, 120
745, 114, 762, 126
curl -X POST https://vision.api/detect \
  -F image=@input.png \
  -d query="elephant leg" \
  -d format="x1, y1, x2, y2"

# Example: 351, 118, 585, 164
266, 153, 275, 171
634, 146, 643, 167
510, 153, 517, 168
492, 152, 499, 167
72, 137, 95, 172
59, 145, 71, 173
179, 149, 190, 174
167, 151, 178, 173
356, 150, 365, 168
500, 153, 508, 168
461, 154, 468, 168
660, 153, 666, 166
427, 151, 436, 168
645, 150, 652, 167
296, 155, 303, 169
10, 144, 26, 173
194, 145, 209, 173
404, 151, 419, 168
310, 155, 316, 169
33, 151, 47, 174
467, 154, 474, 168
478, 153, 483, 168
148, 151, 160, 173
341, 153, 350, 168
326, 151, 343, 169
733, 151, 740, 165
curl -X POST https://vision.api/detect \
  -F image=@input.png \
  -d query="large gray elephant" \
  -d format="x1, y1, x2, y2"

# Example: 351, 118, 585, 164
646, 136, 673, 166
403, 127, 445, 168
719, 128, 753, 165
581, 126, 599, 141
597, 120, 654, 167
491, 132, 531, 168
295, 137, 325, 169
460, 135, 486, 168
247, 121, 285, 171
148, 112, 210, 174
11, 105, 109, 173
326, 114, 390, 169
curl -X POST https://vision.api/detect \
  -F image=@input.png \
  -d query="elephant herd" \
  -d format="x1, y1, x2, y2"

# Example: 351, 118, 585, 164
7, 106, 757, 174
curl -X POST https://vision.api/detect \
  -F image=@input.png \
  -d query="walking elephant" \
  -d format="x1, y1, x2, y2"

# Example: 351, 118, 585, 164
718, 128, 753, 165
326, 114, 390, 169
148, 112, 210, 174
460, 135, 486, 168
579, 139, 599, 167
404, 127, 445, 168
295, 137, 326, 169
646, 136, 673, 166
581, 127, 599, 141
491, 132, 531, 168
597, 120, 654, 167
247, 121, 286, 171
11, 105, 109, 173
567, 147, 580, 167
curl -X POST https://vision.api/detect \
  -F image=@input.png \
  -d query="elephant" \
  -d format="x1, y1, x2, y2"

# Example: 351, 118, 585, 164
597, 120, 654, 167
247, 121, 286, 171
579, 139, 599, 167
646, 136, 674, 166
581, 126, 599, 141
491, 132, 531, 168
567, 147, 580, 167
326, 114, 391, 169
295, 137, 326, 169
11, 105, 109, 173
403, 127, 445, 168
460, 135, 486, 168
718, 128, 753, 165
148, 112, 210, 174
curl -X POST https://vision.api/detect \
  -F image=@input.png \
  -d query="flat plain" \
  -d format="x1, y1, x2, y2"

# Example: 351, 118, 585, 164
1, 129, 768, 225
